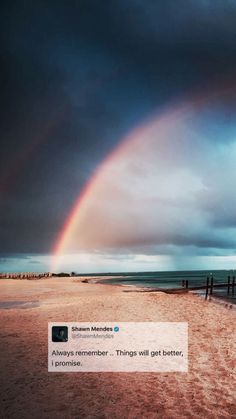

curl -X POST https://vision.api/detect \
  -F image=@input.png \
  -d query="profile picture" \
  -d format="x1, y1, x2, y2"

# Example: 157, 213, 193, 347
52, 326, 68, 342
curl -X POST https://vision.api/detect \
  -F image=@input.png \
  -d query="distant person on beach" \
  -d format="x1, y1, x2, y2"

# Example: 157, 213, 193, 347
52, 327, 68, 342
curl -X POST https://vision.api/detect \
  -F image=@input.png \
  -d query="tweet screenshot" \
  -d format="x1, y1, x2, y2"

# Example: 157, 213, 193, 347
2, 1, 236, 418
48, 322, 188, 372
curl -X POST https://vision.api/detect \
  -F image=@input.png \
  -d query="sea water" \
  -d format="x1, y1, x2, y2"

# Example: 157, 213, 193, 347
98, 270, 236, 303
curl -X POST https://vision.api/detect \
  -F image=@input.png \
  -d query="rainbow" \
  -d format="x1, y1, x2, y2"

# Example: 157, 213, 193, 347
51, 112, 156, 261
51, 99, 189, 273
51, 81, 236, 272
0, 105, 70, 195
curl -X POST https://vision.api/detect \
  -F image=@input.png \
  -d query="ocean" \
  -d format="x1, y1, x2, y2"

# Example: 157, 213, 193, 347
92, 270, 236, 303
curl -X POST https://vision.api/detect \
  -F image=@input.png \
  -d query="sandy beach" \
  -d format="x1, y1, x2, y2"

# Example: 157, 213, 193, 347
0, 277, 235, 419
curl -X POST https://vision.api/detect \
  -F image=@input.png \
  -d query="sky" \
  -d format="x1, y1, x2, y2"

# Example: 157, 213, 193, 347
1, 1, 236, 273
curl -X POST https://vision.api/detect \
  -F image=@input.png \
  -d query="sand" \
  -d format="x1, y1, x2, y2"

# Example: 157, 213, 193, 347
0, 277, 235, 419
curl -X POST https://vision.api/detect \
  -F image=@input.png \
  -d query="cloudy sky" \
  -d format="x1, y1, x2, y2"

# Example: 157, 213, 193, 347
1, 1, 236, 272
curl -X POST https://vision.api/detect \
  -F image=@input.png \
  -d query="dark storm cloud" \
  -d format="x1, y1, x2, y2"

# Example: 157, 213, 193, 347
1, 0, 236, 256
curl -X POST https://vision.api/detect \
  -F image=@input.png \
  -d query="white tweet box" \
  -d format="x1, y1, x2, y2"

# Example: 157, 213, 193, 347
48, 322, 188, 372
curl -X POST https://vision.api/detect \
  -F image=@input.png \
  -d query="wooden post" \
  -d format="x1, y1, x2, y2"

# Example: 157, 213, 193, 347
185, 280, 188, 289
232, 276, 235, 296
227, 276, 230, 295
210, 276, 214, 295
205, 277, 209, 300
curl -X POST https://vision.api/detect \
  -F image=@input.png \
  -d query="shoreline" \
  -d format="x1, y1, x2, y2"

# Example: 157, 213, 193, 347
85, 276, 236, 308
2, 273, 235, 307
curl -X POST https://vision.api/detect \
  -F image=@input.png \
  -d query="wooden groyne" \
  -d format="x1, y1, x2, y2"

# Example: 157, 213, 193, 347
204, 275, 235, 300
123, 276, 236, 302
156, 275, 235, 300
0, 272, 52, 280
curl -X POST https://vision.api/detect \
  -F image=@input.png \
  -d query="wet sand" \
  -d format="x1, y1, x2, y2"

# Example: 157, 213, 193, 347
0, 277, 235, 418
